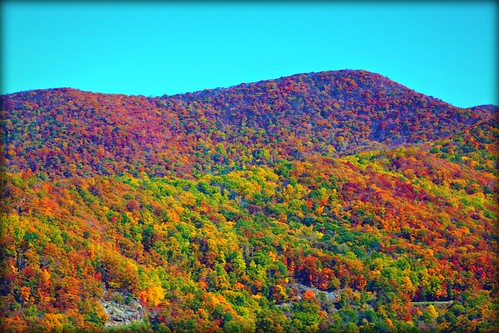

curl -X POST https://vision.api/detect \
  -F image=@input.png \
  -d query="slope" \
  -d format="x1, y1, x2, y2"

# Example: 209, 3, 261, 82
0, 70, 497, 332
1, 70, 493, 179
1, 141, 496, 331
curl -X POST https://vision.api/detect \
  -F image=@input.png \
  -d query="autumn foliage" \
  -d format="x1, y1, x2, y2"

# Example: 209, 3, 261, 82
0, 70, 497, 332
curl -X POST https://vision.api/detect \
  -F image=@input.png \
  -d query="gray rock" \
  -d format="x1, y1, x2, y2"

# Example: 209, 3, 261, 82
99, 292, 145, 327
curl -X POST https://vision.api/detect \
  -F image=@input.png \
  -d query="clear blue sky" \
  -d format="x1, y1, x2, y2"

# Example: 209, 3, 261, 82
2, 2, 497, 108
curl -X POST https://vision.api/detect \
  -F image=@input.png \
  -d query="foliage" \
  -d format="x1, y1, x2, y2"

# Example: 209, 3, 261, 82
0, 70, 497, 331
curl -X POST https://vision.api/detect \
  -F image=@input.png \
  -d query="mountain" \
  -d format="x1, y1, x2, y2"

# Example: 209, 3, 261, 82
0, 70, 497, 332
1, 70, 493, 178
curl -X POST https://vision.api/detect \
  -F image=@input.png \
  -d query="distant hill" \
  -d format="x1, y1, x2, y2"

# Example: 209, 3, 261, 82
1, 70, 494, 178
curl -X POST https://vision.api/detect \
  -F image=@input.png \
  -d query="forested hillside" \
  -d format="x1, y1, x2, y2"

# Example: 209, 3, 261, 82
1, 70, 497, 332
2, 70, 492, 179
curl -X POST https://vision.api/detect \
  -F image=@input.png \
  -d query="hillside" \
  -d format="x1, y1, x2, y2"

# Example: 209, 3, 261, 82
1, 70, 493, 178
0, 70, 497, 332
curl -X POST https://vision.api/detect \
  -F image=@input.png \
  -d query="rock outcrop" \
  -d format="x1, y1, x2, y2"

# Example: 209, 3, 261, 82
99, 293, 144, 327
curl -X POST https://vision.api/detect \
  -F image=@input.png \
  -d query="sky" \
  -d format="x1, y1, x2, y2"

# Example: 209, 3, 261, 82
2, 2, 497, 108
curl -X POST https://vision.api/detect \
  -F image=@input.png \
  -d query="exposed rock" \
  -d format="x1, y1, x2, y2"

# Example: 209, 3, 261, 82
292, 282, 341, 302
99, 292, 145, 327
276, 282, 341, 308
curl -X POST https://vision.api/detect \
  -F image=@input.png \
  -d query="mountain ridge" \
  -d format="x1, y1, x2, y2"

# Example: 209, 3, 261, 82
1, 70, 495, 179
1, 69, 487, 108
